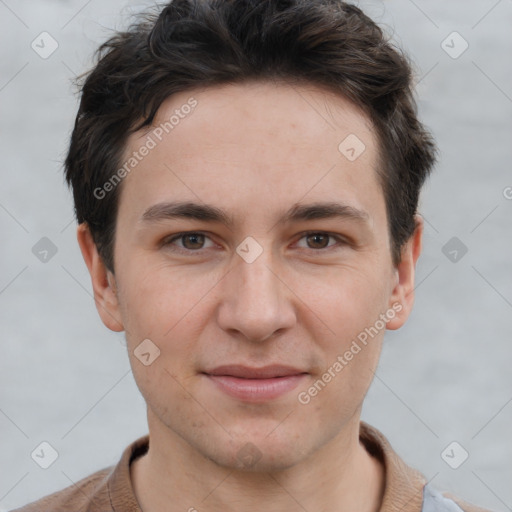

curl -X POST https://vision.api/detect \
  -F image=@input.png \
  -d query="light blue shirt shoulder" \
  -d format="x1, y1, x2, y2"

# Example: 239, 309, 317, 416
422, 484, 464, 512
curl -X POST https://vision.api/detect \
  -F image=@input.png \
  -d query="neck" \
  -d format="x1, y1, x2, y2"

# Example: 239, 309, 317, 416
131, 412, 385, 512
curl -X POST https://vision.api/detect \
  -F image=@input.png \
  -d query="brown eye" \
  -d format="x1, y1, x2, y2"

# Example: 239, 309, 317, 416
306, 233, 330, 249
296, 232, 345, 251
163, 232, 215, 253
180, 233, 205, 250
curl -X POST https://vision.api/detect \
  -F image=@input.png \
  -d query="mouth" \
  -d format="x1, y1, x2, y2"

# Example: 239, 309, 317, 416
201, 365, 308, 402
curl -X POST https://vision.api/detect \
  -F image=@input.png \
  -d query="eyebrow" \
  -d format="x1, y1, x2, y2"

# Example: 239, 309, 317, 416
140, 200, 370, 229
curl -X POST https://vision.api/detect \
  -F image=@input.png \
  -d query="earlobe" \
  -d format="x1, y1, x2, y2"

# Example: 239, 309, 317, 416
76, 223, 124, 332
386, 215, 423, 330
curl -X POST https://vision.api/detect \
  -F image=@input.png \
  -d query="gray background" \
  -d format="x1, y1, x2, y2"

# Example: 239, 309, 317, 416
1, 0, 511, 511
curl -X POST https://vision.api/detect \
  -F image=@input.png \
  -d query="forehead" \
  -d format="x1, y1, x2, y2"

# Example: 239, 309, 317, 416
145, 80, 376, 153
118, 80, 383, 228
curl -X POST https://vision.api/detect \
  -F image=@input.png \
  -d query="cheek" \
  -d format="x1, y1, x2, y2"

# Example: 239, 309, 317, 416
308, 266, 389, 344
117, 264, 223, 381
299, 268, 387, 399
117, 262, 209, 336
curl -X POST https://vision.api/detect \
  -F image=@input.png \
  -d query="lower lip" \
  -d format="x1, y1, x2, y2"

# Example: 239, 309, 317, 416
205, 374, 308, 402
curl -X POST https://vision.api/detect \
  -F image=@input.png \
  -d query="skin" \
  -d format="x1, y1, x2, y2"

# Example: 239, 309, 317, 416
78, 80, 423, 512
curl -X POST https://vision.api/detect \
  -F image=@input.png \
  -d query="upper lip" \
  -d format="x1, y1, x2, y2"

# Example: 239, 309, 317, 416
204, 365, 307, 379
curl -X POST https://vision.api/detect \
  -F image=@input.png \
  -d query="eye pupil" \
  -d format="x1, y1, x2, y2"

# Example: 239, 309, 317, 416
183, 233, 204, 249
307, 233, 329, 249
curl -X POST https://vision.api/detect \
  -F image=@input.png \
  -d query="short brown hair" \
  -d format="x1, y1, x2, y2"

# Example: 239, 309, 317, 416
65, 0, 437, 271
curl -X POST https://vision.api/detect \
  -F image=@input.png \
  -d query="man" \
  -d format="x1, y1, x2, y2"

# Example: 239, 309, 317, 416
13, 0, 493, 511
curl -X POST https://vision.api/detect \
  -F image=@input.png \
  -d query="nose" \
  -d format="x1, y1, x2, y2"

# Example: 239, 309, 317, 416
216, 243, 296, 343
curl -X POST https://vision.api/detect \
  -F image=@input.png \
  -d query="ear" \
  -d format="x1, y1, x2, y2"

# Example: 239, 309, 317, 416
386, 214, 423, 330
76, 223, 124, 332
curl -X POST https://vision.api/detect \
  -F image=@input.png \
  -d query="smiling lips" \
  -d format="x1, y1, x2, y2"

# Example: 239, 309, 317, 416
203, 365, 308, 402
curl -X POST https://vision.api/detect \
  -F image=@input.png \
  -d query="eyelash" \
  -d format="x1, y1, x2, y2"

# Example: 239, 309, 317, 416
162, 231, 348, 255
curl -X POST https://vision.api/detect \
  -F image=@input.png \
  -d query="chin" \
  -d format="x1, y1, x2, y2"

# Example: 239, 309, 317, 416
202, 428, 312, 473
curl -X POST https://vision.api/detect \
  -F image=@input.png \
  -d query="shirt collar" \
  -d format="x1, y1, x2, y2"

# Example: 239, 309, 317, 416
107, 433, 148, 511
359, 421, 427, 512
107, 422, 427, 512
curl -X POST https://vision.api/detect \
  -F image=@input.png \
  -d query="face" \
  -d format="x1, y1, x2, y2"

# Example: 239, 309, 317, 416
80, 80, 420, 471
